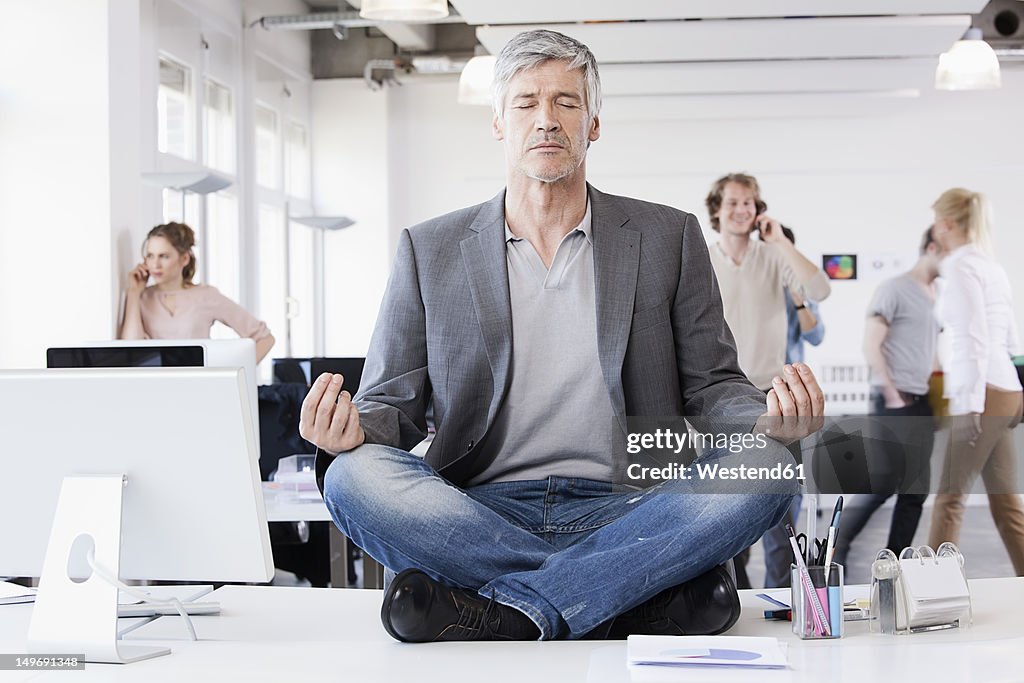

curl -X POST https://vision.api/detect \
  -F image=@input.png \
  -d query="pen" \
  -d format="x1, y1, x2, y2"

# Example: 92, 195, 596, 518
786, 524, 830, 636
824, 496, 843, 582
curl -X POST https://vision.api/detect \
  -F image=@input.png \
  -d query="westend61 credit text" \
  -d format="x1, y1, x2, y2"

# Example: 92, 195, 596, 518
626, 461, 806, 482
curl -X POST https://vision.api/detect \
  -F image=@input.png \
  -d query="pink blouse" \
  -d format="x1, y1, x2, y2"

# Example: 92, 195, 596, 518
138, 284, 271, 341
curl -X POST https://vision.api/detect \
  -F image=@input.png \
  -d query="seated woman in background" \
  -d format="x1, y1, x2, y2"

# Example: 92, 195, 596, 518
118, 222, 275, 363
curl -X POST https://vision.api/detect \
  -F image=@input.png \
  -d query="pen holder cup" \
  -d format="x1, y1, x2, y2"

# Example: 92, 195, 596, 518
790, 563, 844, 639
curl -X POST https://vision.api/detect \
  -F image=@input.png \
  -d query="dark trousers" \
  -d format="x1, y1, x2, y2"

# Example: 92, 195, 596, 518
833, 391, 934, 565
734, 434, 804, 589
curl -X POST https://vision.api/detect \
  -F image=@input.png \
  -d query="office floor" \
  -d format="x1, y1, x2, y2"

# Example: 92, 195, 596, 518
748, 498, 1016, 587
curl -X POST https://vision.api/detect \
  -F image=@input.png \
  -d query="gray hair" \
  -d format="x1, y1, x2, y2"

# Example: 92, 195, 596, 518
492, 29, 602, 121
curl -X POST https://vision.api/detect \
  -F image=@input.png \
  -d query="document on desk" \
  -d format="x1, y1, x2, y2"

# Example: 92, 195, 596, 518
627, 635, 788, 670
0, 581, 36, 605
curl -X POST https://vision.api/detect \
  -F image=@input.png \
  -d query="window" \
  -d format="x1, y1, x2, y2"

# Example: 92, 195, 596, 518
206, 192, 240, 308
204, 78, 235, 174
255, 104, 279, 189
288, 221, 315, 357
284, 121, 310, 199
160, 188, 201, 230
257, 205, 287, 380
157, 56, 192, 159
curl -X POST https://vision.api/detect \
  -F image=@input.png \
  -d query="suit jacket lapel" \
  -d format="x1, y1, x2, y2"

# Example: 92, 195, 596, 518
589, 185, 640, 428
460, 190, 512, 424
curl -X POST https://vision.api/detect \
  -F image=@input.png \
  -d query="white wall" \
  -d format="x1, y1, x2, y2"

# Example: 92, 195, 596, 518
0, 0, 134, 368
312, 79, 393, 356
312, 69, 1024, 377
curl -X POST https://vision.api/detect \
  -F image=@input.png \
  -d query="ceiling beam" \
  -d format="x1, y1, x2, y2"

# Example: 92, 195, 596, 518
342, 0, 435, 51
477, 16, 972, 63
452, 0, 988, 25
599, 59, 939, 96
597, 90, 923, 122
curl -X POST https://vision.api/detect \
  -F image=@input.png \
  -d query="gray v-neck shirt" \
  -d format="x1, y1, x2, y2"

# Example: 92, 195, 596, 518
868, 273, 939, 396
467, 202, 618, 486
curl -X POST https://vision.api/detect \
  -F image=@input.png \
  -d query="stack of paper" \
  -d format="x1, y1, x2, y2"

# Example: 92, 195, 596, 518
0, 581, 36, 605
900, 556, 970, 628
628, 635, 788, 670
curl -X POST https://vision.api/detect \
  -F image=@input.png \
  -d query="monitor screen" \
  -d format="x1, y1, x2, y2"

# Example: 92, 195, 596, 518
272, 357, 365, 394
47, 345, 204, 369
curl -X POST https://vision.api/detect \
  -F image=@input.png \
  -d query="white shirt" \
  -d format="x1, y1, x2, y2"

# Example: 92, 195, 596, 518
939, 244, 1022, 415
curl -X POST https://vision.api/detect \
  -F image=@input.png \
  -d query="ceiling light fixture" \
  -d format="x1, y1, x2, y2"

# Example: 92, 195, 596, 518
359, 0, 448, 22
935, 28, 1001, 90
457, 55, 496, 106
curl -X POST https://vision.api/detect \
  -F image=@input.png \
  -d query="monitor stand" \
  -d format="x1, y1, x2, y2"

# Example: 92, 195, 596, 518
28, 475, 170, 664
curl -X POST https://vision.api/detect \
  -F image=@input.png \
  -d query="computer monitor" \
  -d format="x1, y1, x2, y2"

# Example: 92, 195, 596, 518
0, 367, 273, 662
46, 345, 205, 369
272, 356, 365, 394
47, 338, 259, 436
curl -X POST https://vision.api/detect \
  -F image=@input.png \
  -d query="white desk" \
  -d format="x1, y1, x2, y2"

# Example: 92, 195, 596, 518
262, 483, 385, 588
2, 578, 1023, 682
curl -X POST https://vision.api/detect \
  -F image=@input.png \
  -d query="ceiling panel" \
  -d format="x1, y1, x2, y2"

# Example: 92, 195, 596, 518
477, 16, 971, 63
452, 0, 988, 25
597, 90, 923, 122
599, 59, 939, 97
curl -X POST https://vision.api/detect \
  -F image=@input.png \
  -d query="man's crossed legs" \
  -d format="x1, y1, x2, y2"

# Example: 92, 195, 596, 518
323, 443, 798, 640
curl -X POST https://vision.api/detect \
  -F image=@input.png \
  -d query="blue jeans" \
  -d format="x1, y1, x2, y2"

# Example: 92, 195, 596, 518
760, 494, 803, 588
323, 443, 798, 639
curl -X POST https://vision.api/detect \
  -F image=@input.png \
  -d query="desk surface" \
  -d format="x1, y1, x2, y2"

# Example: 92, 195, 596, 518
261, 483, 332, 522
2, 578, 1023, 682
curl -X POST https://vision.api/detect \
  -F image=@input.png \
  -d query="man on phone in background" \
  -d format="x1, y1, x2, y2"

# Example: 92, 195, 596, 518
706, 173, 832, 588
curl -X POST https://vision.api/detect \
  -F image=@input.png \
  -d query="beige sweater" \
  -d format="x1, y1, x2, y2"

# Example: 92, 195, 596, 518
709, 239, 831, 390
138, 284, 271, 341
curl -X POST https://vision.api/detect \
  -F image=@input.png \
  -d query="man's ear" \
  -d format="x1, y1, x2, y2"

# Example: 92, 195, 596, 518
492, 112, 504, 141
588, 114, 601, 143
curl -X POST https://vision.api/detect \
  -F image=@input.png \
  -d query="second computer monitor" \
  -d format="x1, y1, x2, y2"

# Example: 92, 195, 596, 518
47, 338, 259, 429
272, 357, 365, 394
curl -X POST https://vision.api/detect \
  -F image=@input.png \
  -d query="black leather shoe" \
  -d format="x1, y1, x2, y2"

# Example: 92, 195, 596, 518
381, 569, 541, 642
607, 565, 740, 639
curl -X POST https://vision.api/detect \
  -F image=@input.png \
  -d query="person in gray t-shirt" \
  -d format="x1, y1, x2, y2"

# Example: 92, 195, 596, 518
834, 227, 943, 566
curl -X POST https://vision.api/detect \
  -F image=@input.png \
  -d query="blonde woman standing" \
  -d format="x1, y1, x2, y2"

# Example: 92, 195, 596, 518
928, 188, 1024, 574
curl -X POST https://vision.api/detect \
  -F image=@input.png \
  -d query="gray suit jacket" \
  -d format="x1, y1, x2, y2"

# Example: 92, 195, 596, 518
328, 185, 765, 487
